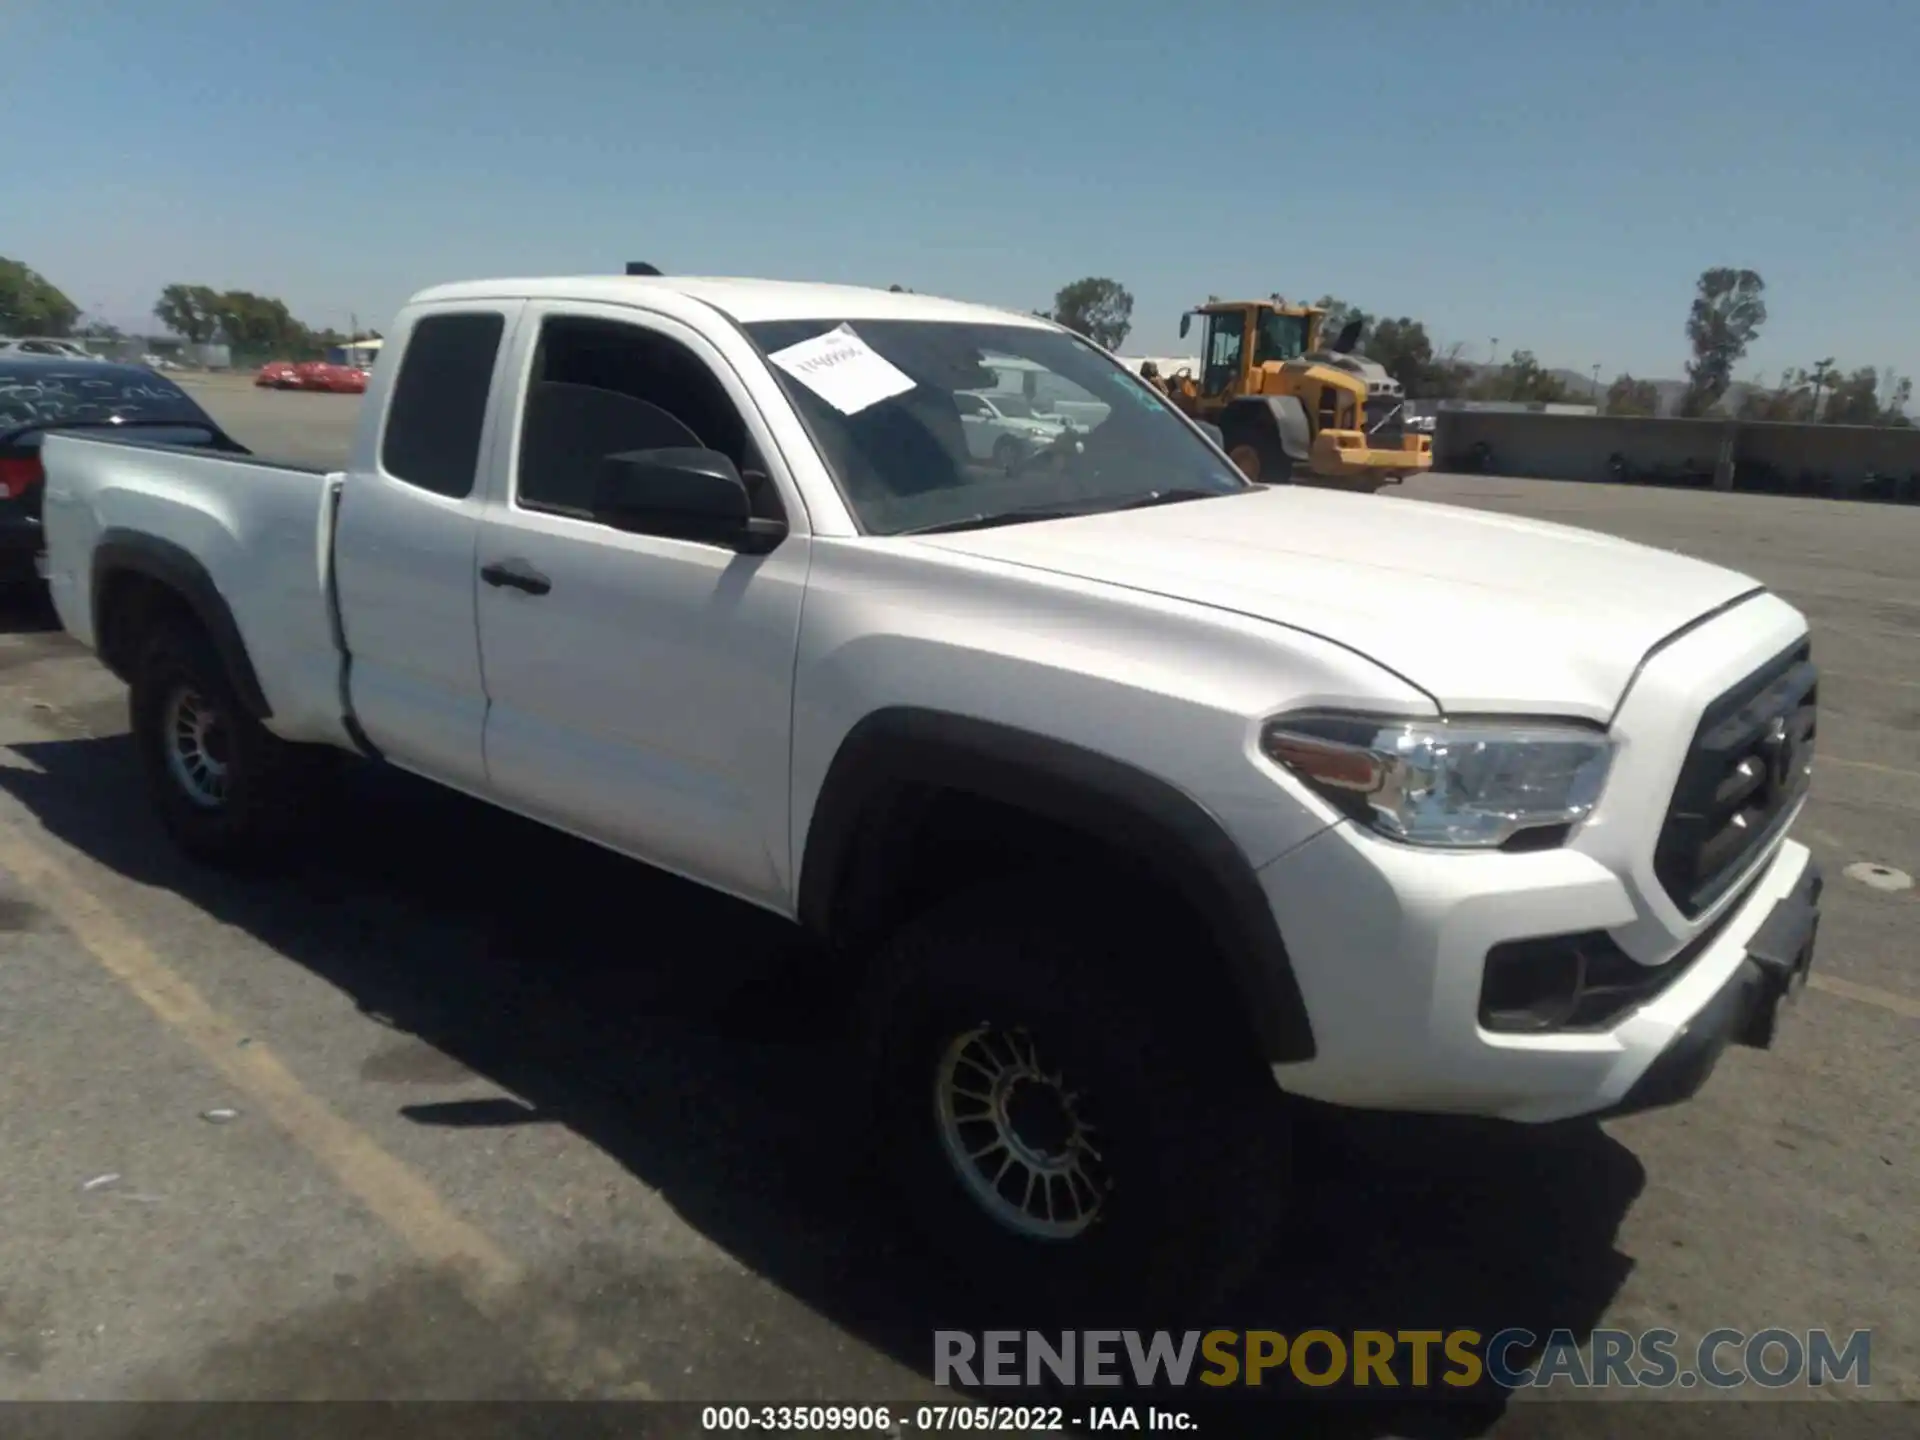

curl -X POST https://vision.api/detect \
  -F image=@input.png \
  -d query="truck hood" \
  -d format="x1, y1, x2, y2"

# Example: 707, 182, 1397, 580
914, 486, 1764, 720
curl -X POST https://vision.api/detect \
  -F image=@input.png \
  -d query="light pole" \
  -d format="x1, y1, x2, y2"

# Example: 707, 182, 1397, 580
1489, 337, 1501, 369
1591, 363, 1602, 407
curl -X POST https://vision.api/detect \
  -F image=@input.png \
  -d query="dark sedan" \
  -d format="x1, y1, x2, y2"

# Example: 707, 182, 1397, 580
0, 359, 247, 584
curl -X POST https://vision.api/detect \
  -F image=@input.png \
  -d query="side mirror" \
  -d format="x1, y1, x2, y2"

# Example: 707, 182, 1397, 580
1178, 312, 1192, 339
593, 447, 787, 553
1198, 421, 1225, 448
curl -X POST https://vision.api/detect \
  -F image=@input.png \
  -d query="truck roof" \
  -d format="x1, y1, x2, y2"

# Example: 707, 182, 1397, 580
407, 276, 1053, 330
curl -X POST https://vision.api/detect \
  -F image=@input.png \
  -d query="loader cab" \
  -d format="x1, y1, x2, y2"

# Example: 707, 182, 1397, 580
1252, 307, 1316, 365
1178, 302, 1324, 401
1177, 306, 1248, 398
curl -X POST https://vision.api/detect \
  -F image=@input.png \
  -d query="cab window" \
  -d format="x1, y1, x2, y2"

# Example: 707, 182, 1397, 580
1255, 311, 1311, 364
1202, 312, 1245, 395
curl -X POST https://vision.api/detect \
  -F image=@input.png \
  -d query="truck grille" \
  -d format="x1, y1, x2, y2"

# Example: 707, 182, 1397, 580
1364, 391, 1406, 445
1652, 640, 1817, 918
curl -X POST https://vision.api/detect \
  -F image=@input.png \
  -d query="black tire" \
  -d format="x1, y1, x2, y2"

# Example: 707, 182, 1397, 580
1220, 416, 1293, 485
858, 880, 1288, 1319
129, 620, 327, 867
991, 435, 1024, 471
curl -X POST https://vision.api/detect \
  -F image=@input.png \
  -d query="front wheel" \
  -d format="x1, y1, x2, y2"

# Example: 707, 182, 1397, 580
859, 883, 1289, 1317
1220, 418, 1294, 485
130, 621, 330, 866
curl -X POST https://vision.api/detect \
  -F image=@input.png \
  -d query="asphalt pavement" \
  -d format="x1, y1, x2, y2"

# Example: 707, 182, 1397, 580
0, 386, 1914, 1434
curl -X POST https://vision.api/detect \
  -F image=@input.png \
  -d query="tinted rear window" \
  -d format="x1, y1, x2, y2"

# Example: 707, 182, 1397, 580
380, 312, 506, 498
0, 363, 213, 438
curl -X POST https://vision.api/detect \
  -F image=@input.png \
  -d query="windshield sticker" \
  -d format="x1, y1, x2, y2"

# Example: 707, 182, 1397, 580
767, 324, 915, 416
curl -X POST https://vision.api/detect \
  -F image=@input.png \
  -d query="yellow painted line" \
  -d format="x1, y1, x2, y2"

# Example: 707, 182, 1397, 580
0, 818, 655, 1398
0, 822, 524, 1296
1808, 972, 1920, 1022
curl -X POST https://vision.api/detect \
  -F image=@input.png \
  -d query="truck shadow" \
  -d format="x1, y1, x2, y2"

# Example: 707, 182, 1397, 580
0, 733, 1645, 1436
0, 584, 62, 635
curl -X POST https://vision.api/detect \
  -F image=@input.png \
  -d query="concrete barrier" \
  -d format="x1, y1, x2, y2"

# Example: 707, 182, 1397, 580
1435, 411, 1920, 501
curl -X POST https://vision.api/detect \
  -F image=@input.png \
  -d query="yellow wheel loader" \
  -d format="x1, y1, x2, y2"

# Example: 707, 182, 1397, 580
1159, 297, 1432, 491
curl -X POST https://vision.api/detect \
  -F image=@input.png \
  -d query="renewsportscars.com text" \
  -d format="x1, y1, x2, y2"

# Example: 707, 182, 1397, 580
934, 1327, 1871, 1391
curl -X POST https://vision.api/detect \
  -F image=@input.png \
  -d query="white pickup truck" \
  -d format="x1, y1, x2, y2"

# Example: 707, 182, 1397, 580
39, 275, 1823, 1311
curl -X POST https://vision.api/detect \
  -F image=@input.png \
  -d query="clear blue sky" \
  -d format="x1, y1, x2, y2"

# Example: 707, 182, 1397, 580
11, 0, 1916, 383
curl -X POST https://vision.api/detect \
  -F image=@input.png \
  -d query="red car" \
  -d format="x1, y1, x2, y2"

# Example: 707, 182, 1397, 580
253, 360, 367, 394
297, 362, 368, 394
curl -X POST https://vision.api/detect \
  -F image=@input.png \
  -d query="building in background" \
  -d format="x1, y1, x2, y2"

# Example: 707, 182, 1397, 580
327, 337, 382, 368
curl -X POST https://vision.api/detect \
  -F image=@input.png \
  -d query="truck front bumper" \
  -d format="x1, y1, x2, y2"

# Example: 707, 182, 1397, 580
1257, 822, 1819, 1123
1604, 858, 1821, 1117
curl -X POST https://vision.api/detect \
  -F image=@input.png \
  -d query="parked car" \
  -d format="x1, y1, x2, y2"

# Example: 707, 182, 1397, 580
37, 275, 1824, 1314
255, 361, 366, 393
0, 357, 244, 583
281, 361, 365, 394
954, 388, 1071, 467
0, 337, 101, 362
304, 362, 369, 395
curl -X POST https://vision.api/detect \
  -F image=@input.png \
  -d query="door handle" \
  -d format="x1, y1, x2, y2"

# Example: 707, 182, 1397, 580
480, 559, 552, 596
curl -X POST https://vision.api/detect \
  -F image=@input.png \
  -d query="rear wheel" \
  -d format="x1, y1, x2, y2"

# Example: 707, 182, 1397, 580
130, 621, 330, 866
859, 881, 1289, 1317
1221, 416, 1294, 485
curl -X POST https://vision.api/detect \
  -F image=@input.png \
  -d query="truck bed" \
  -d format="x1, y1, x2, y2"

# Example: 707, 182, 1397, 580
39, 431, 353, 749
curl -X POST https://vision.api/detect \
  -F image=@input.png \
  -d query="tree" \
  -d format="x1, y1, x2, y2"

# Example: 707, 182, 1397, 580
153, 284, 225, 343
1681, 267, 1767, 416
0, 257, 81, 337
1361, 317, 1430, 393
1822, 366, 1913, 426
1883, 370, 1914, 426
1312, 295, 1373, 352
1044, 277, 1133, 351
1305, 302, 1479, 395
154, 284, 329, 360
1739, 363, 1912, 426
1805, 357, 1837, 418
1743, 365, 1827, 422
1605, 373, 1661, 417
1473, 349, 1572, 404
207, 290, 306, 355
887, 283, 910, 293
1422, 341, 1477, 399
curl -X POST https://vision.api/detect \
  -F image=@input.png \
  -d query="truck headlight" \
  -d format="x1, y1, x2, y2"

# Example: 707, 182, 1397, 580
1260, 713, 1614, 849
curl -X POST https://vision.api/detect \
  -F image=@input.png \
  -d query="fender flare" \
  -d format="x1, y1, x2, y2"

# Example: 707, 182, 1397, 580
798, 708, 1317, 1062
91, 529, 271, 719
1223, 394, 1313, 462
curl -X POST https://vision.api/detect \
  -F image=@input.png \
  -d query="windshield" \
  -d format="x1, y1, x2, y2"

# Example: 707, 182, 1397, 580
1255, 311, 1313, 364
746, 319, 1248, 535
0, 364, 217, 441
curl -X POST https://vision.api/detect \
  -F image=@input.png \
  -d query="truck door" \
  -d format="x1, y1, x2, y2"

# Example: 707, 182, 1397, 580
472, 302, 809, 913
333, 301, 523, 792
1202, 310, 1247, 398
